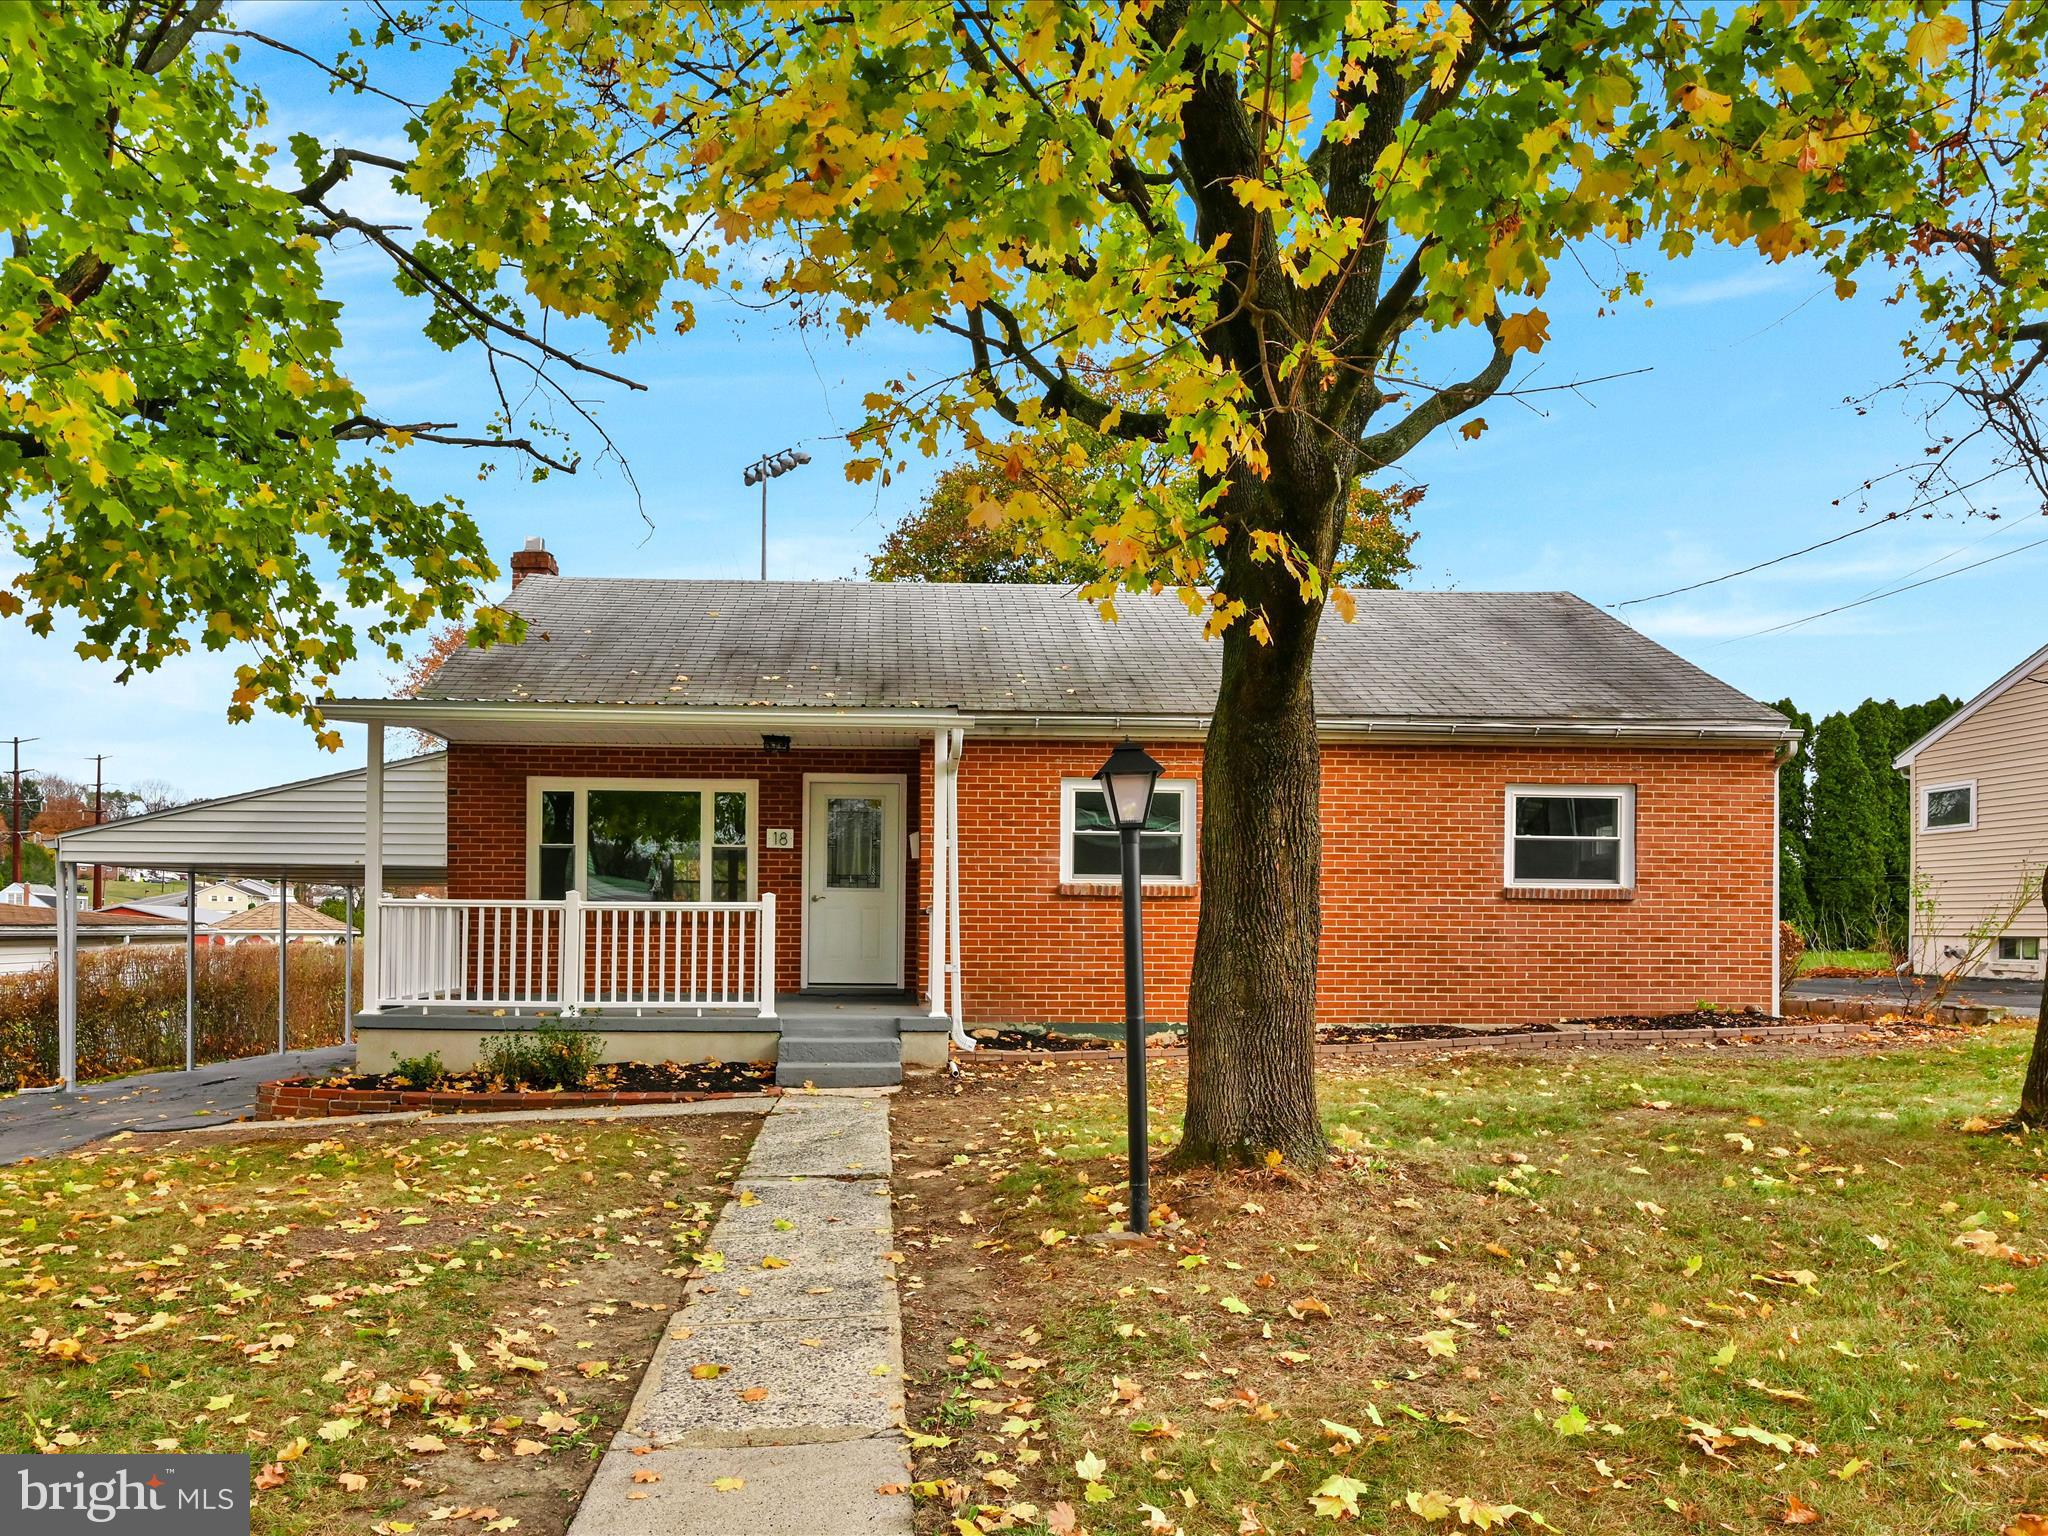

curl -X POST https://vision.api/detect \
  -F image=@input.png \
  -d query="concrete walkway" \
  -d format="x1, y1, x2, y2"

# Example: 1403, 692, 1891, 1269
567, 1090, 912, 1536
0, 1046, 354, 1164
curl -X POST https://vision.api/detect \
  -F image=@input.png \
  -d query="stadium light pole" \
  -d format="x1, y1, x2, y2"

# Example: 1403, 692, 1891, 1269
743, 447, 812, 579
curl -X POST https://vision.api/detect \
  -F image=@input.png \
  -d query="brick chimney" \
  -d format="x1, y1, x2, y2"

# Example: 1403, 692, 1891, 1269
509, 536, 559, 587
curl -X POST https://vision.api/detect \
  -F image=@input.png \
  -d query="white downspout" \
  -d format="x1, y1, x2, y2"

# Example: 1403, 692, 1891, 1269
928, 729, 949, 1019
363, 724, 384, 1021
59, 860, 77, 1090
948, 727, 971, 1050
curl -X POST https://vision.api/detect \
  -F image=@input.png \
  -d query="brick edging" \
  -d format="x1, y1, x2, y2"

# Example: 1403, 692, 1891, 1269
257, 1079, 781, 1119
954, 1018, 1864, 1069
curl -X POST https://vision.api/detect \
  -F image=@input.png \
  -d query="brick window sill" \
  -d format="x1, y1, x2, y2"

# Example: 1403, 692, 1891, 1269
1500, 885, 1636, 903
1057, 882, 1199, 900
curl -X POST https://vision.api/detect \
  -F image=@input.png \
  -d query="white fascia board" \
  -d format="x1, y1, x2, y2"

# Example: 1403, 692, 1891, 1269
1893, 638, 2048, 769
969, 713, 1796, 746
321, 700, 972, 731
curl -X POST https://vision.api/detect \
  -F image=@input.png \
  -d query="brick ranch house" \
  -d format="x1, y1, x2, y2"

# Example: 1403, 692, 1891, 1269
316, 542, 1793, 1085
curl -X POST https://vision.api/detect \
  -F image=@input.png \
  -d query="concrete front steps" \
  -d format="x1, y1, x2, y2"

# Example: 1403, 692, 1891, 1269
773, 994, 945, 1088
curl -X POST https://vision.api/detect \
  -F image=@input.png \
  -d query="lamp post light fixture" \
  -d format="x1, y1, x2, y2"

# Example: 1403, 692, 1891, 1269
1095, 737, 1165, 1235
743, 447, 812, 580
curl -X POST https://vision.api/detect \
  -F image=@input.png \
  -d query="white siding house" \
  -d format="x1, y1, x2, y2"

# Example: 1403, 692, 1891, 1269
1895, 641, 2048, 982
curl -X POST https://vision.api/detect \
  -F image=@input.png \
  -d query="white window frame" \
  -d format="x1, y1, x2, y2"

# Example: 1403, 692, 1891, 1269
1920, 779, 1976, 833
1996, 936, 2039, 962
1059, 776, 1198, 886
1503, 784, 1636, 889
526, 777, 758, 902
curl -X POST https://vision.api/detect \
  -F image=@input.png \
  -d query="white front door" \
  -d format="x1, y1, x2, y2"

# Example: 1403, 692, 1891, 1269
805, 778, 904, 988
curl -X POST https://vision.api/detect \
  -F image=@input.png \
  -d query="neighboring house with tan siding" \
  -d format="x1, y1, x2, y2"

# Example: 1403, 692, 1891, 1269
1895, 640, 2048, 982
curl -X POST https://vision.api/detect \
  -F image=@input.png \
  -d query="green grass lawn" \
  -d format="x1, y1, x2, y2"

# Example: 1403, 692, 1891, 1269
1796, 949, 1897, 974
893, 1029, 2048, 1535
0, 1113, 758, 1534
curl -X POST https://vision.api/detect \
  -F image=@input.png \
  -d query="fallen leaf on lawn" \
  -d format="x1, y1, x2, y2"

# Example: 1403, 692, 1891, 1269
337, 1473, 369, 1493
405, 1435, 448, 1454
1782, 1493, 1822, 1524
1075, 1451, 1107, 1483
2003, 1516, 2048, 1536
253, 1463, 288, 1490
511, 1439, 546, 1457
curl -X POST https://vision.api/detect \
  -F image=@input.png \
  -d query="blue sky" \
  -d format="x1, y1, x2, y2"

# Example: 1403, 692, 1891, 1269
4, 3, 2042, 803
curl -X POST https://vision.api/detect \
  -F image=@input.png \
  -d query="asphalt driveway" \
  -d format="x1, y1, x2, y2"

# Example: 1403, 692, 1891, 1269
0, 1046, 353, 1165
1785, 974, 2040, 1017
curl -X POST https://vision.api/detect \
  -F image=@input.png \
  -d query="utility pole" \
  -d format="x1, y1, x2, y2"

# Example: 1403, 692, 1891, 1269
6, 737, 36, 890
88, 753, 109, 911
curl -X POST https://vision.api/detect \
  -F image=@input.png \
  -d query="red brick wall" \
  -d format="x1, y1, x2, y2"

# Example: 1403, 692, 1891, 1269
445, 744, 922, 1000
950, 739, 1777, 1028
446, 737, 1776, 1028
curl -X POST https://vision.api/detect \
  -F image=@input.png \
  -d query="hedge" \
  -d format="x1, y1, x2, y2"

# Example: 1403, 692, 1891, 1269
0, 943, 355, 1088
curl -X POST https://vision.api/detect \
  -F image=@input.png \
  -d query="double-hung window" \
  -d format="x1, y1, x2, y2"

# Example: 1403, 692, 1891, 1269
1505, 785, 1634, 888
1060, 777, 1197, 884
530, 780, 756, 902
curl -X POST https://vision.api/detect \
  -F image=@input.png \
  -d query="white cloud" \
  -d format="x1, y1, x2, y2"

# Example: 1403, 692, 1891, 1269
1660, 266, 1804, 307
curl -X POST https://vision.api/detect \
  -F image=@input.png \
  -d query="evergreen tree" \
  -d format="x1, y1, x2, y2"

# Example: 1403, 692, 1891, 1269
1849, 698, 1911, 943
1768, 698, 1815, 933
1807, 713, 1886, 948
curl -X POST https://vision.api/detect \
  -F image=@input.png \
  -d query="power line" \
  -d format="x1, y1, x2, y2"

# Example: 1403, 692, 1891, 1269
1613, 466, 2015, 609
1615, 511, 1906, 608
1717, 529, 2048, 645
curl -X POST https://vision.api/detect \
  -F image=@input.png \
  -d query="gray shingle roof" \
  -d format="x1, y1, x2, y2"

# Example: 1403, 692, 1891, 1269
414, 578, 1784, 728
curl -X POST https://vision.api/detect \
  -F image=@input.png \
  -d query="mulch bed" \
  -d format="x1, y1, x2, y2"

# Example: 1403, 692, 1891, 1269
1559, 1006, 1779, 1031
1317, 1021, 1554, 1043
966, 1027, 1118, 1051
327, 1060, 774, 1094
967, 1011, 1781, 1054
260, 1059, 777, 1119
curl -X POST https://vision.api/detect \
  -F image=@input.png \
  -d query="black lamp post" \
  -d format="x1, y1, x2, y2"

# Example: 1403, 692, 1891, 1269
1096, 738, 1164, 1234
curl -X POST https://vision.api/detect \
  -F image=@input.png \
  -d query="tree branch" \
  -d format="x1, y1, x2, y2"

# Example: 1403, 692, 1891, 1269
293, 147, 412, 206
940, 298, 1170, 441
135, 0, 224, 76
1357, 320, 1512, 468
331, 415, 578, 473
308, 202, 647, 392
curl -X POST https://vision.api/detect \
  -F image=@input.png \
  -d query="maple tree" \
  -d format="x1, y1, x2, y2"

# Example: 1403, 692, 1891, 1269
10, 5, 2048, 1158
872, 451, 1420, 587
419, 1, 2039, 1163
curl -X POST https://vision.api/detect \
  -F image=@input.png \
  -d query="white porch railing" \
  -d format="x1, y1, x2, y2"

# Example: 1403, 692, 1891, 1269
376, 891, 777, 1017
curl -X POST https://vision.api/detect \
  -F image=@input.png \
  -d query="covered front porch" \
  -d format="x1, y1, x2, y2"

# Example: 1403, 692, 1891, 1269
329, 700, 977, 1086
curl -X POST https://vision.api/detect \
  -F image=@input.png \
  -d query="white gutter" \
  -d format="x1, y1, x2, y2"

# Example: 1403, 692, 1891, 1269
321, 700, 973, 732
323, 698, 1794, 747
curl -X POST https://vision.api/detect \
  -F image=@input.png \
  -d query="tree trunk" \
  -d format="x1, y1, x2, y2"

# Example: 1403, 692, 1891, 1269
1174, 486, 1331, 1167
2019, 885, 2048, 1128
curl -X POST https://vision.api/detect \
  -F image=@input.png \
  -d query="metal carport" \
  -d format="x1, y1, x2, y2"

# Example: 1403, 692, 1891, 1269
43, 752, 447, 1091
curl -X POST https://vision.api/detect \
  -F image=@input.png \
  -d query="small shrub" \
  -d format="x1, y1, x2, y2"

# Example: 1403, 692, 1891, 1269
391, 1051, 445, 1088
480, 1018, 601, 1090
1778, 921, 1806, 995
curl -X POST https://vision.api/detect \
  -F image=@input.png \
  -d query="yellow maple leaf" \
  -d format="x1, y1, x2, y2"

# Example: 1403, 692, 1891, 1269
1498, 310, 1549, 355
1906, 14, 1967, 70
1677, 82, 1733, 123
